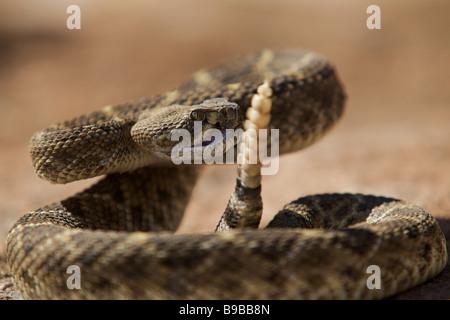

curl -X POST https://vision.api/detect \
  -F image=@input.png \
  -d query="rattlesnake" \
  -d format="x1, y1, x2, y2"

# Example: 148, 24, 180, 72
6, 49, 447, 299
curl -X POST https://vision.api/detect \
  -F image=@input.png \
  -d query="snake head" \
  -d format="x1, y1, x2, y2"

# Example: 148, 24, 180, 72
131, 98, 243, 162
189, 98, 243, 131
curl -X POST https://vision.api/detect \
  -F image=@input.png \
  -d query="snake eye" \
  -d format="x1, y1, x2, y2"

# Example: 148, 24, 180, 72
191, 110, 206, 121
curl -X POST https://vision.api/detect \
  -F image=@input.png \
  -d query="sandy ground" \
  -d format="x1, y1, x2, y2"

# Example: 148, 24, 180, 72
0, 0, 449, 299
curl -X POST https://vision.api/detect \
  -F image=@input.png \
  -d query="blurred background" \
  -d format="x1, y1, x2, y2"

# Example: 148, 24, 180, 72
0, 0, 449, 299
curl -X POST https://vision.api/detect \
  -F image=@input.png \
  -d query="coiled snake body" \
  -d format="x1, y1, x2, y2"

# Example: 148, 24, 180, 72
7, 49, 447, 299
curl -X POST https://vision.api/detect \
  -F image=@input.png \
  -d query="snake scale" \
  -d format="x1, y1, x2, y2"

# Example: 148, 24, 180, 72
6, 49, 447, 299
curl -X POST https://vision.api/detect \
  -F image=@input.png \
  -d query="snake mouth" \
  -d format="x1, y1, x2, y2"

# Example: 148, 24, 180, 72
168, 129, 243, 164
